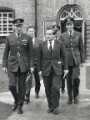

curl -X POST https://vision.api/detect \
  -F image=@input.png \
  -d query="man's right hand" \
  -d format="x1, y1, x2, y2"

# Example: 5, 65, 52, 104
2, 67, 7, 73
38, 71, 42, 76
38, 71, 43, 80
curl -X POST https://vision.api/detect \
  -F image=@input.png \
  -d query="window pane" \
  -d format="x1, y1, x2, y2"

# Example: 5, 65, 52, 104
3, 14, 7, 17
9, 14, 13, 18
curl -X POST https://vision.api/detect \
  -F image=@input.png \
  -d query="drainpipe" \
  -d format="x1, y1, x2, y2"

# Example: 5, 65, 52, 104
35, 0, 37, 37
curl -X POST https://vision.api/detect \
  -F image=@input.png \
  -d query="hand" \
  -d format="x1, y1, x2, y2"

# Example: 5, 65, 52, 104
2, 67, 7, 73
63, 70, 68, 79
38, 71, 43, 80
30, 67, 34, 73
38, 71, 42, 76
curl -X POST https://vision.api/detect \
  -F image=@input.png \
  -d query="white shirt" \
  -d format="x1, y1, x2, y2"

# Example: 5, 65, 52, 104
68, 30, 74, 36
15, 33, 21, 38
32, 37, 35, 45
47, 40, 54, 50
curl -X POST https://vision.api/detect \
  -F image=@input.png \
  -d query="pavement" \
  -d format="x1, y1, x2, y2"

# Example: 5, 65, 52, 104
0, 65, 90, 120
0, 80, 90, 120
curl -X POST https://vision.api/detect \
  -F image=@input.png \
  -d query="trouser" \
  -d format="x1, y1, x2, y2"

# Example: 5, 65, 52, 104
61, 65, 65, 91
67, 66, 80, 100
33, 66, 41, 95
25, 72, 32, 99
8, 67, 27, 106
43, 68, 61, 110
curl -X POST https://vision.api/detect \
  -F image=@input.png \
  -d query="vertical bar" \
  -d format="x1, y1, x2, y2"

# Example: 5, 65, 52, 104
35, 0, 37, 37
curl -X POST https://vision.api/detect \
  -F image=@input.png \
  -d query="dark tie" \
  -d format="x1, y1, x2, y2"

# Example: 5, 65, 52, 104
18, 33, 20, 38
49, 40, 52, 55
70, 30, 72, 37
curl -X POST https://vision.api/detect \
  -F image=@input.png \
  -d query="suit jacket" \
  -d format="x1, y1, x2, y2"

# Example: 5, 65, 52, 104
61, 31, 84, 66
39, 39, 67, 76
3, 32, 33, 72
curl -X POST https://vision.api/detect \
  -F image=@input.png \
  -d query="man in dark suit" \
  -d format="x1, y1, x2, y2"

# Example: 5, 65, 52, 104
61, 17, 84, 104
26, 25, 41, 100
38, 27, 68, 114
2, 18, 33, 114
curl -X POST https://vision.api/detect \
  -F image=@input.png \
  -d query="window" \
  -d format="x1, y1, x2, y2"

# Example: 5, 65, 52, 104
0, 7, 15, 37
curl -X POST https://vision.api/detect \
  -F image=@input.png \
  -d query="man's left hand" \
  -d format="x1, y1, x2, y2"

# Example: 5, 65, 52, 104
63, 70, 68, 79
30, 67, 34, 73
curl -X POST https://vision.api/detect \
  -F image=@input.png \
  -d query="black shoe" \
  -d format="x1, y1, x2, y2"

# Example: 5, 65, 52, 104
74, 97, 79, 104
12, 103, 18, 111
47, 108, 54, 113
52, 107, 61, 115
17, 106, 23, 114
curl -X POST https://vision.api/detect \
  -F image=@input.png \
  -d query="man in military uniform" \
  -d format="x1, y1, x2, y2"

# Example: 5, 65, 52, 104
61, 17, 84, 104
39, 27, 68, 114
2, 18, 33, 114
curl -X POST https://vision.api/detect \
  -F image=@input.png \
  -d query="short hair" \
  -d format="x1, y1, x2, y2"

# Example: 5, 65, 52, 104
46, 25, 57, 35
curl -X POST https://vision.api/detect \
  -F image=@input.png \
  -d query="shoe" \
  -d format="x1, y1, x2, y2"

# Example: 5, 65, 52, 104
17, 106, 23, 114
74, 97, 79, 104
47, 108, 54, 113
12, 103, 18, 111
52, 107, 61, 115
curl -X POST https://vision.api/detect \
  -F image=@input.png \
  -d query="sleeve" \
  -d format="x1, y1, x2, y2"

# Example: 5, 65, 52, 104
2, 37, 10, 67
79, 33, 84, 63
38, 43, 43, 72
60, 41, 68, 70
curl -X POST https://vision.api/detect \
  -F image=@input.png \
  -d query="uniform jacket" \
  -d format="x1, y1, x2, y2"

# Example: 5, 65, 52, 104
3, 32, 33, 72
61, 31, 84, 66
39, 39, 68, 76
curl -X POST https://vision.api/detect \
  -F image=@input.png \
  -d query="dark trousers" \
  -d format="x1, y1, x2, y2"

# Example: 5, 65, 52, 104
43, 67, 61, 110
33, 66, 40, 95
8, 67, 27, 106
61, 65, 65, 91
67, 66, 80, 100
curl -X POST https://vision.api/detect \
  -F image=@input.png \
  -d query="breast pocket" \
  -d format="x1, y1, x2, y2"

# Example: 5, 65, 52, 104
22, 39, 28, 46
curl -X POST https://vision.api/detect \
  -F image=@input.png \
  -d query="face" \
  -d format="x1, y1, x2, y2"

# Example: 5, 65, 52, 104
27, 28, 35, 37
14, 25, 23, 33
45, 29, 55, 41
66, 23, 74, 31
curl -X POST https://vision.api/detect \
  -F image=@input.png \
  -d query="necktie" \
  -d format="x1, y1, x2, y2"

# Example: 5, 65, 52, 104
49, 40, 52, 55
70, 30, 72, 37
18, 33, 20, 38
